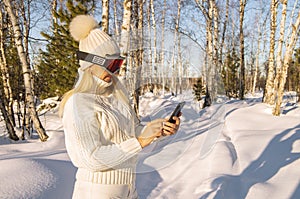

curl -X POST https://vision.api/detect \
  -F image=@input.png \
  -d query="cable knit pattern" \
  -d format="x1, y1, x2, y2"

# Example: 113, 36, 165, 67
62, 92, 142, 185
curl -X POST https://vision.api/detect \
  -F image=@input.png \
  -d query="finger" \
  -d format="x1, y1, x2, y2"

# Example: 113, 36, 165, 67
162, 126, 177, 135
173, 116, 181, 125
164, 122, 178, 130
162, 129, 173, 136
164, 117, 180, 128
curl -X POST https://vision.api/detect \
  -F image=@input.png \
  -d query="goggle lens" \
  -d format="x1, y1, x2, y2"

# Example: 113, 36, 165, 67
107, 59, 124, 74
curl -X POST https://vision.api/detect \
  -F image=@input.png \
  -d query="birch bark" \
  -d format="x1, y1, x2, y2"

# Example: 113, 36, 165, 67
273, 0, 288, 104
0, 10, 15, 127
263, 0, 277, 104
102, 0, 109, 33
273, 10, 300, 115
3, 0, 48, 141
119, 0, 132, 78
239, 0, 246, 100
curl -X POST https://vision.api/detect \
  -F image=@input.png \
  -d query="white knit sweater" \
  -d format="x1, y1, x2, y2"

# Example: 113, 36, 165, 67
62, 91, 143, 185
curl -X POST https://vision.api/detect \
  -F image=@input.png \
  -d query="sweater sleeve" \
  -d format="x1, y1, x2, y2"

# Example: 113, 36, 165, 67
63, 95, 142, 172
73, 119, 142, 171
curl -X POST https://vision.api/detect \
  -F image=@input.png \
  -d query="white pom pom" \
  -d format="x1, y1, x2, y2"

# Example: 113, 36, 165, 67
69, 15, 99, 41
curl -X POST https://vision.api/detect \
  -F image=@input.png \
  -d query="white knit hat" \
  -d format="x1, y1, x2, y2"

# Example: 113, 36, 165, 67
69, 15, 120, 70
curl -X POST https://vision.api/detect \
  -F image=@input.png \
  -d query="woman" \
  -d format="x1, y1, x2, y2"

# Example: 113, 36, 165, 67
59, 15, 181, 199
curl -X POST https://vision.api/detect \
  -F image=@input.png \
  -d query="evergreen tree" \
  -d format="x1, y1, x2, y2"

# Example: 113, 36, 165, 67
287, 48, 300, 101
193, 77, 205, 101
37, 0, 96, 99
222, 49, 240, 98
5, 41, 24, 100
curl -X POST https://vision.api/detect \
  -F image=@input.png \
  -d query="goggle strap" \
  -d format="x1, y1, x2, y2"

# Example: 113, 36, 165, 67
76, 51, 111, 68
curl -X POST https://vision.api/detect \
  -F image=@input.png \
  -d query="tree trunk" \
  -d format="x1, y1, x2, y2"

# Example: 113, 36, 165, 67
0, 10, 15, 127
273, 0, 288, 103
219, 0, 229, 69
263, 0, 277, 104
102, 0, 109, 34
212, 0, 219, 98
51, 0, 58, 32
113, 0, 119, 36
273, 10, 300, 115
195, 0, 214, 106
136, 0, 143, 114
252, 21, 261, 94
150, 0, 157, 78
207, 0, 213, 104
146, 1, 153, 85
161, 0, 166, 96
132, 0, 144, 116
0, 90, 18, 141
0, 11, 17, 140
239, 0, 246, 100
119, 0, 132, 78
171, 0, 181, 96
3, 0, 48, 141
21, 0, 35, 136
176, 0, 182, 94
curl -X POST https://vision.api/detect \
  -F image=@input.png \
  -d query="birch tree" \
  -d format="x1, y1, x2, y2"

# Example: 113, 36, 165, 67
113, 0, 120, 36
206, 0, 214, 106
273, 0, 288, 105
150, 0, 157, 78
171, 0, 181, 96
0, 9, 15, 127
145, 0, 156, 86
239, 0, 246, 100
195, 0, 214, 106
102, 0, 109, 33
219, 0, 229, 68
161, 0, 167, 95
146, 1, 153, 84
212, 0, 219, 98
0, 8, 18, 140
263, 0, 278, 104
3, 0, 48, 141
0, 89, 18, 140
119, 0, 132, 78
19, 0, 35, 139
132, 0, 144, 115
273, 9, 300, 115
176, 0, 183, 94
51, 0, 58, 32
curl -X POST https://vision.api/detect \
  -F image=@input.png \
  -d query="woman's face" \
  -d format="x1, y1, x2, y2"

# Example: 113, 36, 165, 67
90, 65, 112, 83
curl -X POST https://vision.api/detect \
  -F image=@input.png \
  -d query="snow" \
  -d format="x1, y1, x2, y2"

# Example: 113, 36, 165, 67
0, 90, 299, 199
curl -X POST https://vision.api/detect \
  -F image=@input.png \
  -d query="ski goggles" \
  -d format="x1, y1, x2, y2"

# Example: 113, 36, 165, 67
76, 51, 124, 74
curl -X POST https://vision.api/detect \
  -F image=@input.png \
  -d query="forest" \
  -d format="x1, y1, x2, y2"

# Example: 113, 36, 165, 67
0, 0, 299, 142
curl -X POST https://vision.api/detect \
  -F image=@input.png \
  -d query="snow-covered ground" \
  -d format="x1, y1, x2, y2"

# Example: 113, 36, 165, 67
0, 90, 299, 199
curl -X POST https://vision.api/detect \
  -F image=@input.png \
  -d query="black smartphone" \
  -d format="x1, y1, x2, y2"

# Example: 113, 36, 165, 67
168, 102, 185, 123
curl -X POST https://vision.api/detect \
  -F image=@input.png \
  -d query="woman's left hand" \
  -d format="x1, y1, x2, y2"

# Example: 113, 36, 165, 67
161, 115, 181, 136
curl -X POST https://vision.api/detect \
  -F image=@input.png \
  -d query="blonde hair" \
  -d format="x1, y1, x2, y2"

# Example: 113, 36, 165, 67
58, 69, 131, 118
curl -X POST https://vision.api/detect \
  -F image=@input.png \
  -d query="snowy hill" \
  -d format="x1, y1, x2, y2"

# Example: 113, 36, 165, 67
0, 91, 299, 199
